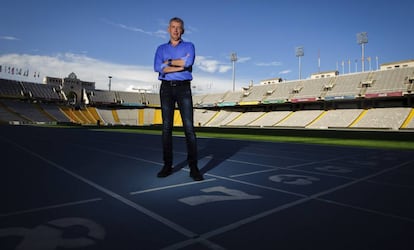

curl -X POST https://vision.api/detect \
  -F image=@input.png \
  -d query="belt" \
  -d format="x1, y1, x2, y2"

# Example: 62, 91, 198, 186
161, 80, 191, 86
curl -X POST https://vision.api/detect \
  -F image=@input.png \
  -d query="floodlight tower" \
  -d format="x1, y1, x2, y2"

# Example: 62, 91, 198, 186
296, 46, 304, 79
108, 76, 112, 91
357, 32, 368, 72
230, 52, 237, 92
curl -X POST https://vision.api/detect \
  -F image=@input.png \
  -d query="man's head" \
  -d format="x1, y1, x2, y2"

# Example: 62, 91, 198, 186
168, 17, 185, 42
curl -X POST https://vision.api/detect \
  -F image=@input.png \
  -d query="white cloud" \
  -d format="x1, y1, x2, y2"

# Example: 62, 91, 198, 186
102, 19, 167, 39
0, 36, 19, 41
0, 53, 237, 94
0, 53, 159, 92
279, 69, 291, 75
256, 61, 282, 67
195, 56, 232, 74
236, 56, 251, 63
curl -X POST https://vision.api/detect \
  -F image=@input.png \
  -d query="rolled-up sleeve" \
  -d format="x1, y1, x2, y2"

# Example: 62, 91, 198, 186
154, 45, 165, 73
183, 43, 195, 68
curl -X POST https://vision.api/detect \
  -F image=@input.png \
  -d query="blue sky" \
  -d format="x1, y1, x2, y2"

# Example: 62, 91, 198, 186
1, 0, 413, 93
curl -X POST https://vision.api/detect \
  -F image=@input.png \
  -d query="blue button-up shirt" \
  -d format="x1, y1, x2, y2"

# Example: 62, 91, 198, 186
154, 40, 195, 81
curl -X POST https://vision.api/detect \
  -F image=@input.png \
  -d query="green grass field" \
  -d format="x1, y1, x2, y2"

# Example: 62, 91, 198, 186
89, 126, 414, 151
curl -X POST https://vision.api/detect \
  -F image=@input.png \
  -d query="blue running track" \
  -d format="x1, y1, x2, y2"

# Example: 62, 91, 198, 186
1, 125, 413, 250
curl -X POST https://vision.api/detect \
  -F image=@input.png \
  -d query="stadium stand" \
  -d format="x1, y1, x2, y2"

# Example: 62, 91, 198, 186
306, 109, 363, 129
194, 92, 226, 107
364, 67, 414, 97
1, 59, 413, 130
403, 108, 414, 129
116, 109, 139, 125
0, 99, 55, 123
275, 110, 324, 128
194, 109, 218, 126
95, 108, 117, 125
205, 110, 242, 127
238, 84, 275, 105
290, 77, 332, 101
0, 100, 29, 124
262, 81, 293, 103
144, 93, 161, 107
117, 91, 145, 106
142, 108, 156, 125
351, 107, 411, 130
226, 111, 266, 126
22, 81, 63, 101
220, 91, 244, 106
0, 78, 24, 98
88, 90, 117, 105
324, 72, 371, 99
247, 110, 292, 127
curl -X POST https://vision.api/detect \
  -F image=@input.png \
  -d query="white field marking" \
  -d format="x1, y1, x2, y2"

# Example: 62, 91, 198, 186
228, 158, 355, 180
240, 151, 311, 162
228, 155, 352, 171
4, 138, 199, 239
81, 137, 358, 181
75, 143, 164, 166
197, 159, 414, 241
130, 178, 217, 195
204, 173, 307, 198
229, 168, 278, 178
178, 186, 262, 206
0, 198, 102, 217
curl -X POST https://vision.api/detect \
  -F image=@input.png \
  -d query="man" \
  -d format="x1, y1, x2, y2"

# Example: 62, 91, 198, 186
153, 17, 203, 181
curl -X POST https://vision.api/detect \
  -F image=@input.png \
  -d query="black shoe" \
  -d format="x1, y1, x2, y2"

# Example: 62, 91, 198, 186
190, 169, 204, 181
157, 166, 173, 177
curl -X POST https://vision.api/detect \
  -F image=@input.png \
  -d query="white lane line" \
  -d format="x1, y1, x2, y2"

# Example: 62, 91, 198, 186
229, 164, 355, 180
4, 138, 199, 239
73, 138, 357, 182
130, 178, 217, 195
204, 173, 307, 198
228, 155, 355, 173
161, 157, 414, 250
229, 168, 279, 178
76, 143, 164, 166
199, 158, 414, 241
0, 198, 102, 217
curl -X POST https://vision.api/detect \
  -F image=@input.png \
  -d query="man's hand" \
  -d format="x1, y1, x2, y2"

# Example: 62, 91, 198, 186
164, 58, 186, 67
163, 65, 185, 73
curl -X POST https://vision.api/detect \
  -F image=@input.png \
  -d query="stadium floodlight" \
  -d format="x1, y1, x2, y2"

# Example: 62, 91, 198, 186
108, 76, 112, 91
295, 46, 304, 79
357, 32, 368, 72
230, 52, 237, 92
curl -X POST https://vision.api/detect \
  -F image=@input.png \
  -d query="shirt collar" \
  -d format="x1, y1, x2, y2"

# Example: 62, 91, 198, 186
168, 39, 183, 45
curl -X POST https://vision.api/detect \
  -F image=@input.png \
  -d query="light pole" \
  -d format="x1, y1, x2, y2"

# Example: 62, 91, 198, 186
108, 76, 112, 91
295, 46, 304, 79
354, 59, 358, 73
230, 52, 237, 92
357, 32, 368, 72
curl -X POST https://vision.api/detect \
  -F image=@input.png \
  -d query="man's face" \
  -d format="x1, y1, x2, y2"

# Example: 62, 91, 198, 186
168, 21, 183, 41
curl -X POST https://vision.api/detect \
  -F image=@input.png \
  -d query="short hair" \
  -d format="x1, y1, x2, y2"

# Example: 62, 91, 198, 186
169, 17, 185, 33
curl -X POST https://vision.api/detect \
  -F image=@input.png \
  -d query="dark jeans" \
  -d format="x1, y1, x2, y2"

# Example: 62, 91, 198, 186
160, 81, 198, 169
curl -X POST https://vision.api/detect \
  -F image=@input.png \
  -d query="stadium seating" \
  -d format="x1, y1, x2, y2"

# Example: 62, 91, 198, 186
306, 109, 363, 129
1, 64, 413, 130
351, 107, 411, 130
